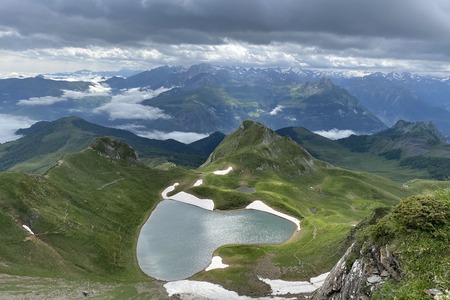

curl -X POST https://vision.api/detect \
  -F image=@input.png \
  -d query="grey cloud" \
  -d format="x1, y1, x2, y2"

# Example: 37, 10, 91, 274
2, 0, 449, 46
1, 0, 450, 73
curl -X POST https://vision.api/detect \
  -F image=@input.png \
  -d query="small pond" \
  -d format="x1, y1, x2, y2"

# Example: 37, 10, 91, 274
137, 200, 296, 281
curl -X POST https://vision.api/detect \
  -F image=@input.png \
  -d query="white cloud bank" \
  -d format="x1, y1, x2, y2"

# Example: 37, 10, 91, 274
137, 130, 209, 144
269, 105, 284, 116
94, 87, 171, 120
63, 83, 111, 99
0, 114, 37, 143
313, 129, 356, 140
17, 82, 111, 106
17, 95, 65, 106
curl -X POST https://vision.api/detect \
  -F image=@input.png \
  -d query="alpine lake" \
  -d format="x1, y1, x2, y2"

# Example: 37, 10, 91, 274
137, 199, 297, 281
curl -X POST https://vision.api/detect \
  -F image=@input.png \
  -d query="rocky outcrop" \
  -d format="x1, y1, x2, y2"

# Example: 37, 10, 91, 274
90, 137, 138, 163
312, 242, 401, 300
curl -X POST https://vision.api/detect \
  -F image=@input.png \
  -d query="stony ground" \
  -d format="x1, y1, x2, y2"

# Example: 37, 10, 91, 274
0, 274, 170, 299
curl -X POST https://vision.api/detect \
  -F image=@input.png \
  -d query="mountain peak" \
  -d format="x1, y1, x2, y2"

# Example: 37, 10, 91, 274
202, 120, 317, 177
380, 120, 447, 145
316, 77, 334, 89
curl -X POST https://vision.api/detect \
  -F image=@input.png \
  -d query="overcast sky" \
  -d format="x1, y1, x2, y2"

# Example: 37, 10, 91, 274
1, 0, 450, 75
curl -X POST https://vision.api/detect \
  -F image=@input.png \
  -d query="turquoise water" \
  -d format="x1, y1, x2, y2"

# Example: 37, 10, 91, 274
137, 200, 296, 281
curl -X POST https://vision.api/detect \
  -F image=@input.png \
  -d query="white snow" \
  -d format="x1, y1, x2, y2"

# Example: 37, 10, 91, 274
205, 256, 229, 271
259, 272, 330, 295
310, 272, 330, 286
164, 280, 294, 300
22, 225, 34, 235
161, 182, 179, 199
246, 200, 300, 231
161, 183, 213, 210
193, 179, 203, 187
213, 166, 233, 175
169, 191, 214, 210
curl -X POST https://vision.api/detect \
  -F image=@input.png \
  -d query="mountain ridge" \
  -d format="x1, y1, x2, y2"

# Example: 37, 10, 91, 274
277, 119, 450, 181
0, 116, 221, 173
4, 64, 450, 138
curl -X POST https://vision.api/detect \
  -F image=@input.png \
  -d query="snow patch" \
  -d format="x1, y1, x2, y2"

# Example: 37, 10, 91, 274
164, 280, 293, 300
246, 200, 300, 231
169, 191, 214, 210
161, 183, 179, 199
193, 179, 203, 187
310, 272, 330, 286
259, 272, 330, 295
205, 256, 229, 271
213, 166, 233, 175
22, 225, 34, 235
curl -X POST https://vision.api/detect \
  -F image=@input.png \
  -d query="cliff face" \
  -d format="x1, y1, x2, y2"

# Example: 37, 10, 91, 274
312, 243, 401, 300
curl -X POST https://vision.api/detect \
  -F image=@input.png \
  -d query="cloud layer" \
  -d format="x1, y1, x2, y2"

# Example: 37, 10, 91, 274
94, 87, 171, 120
314, 129, 356, 140
0, 114, 37, 143
0, 0, 450, 74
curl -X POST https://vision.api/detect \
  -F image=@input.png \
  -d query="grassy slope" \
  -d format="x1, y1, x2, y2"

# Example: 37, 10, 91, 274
184, 121, 414, 296
360, 190, 450, 299
276, 127, 430, 182
0, 116, 210, 174
0, 126, 447, 298
0, 146, 197, 298
188, 163, 413, 296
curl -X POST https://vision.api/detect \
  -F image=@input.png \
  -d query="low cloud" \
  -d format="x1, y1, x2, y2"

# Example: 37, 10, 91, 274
63, 83, 111, 99
313, 128, 356, 140
17, 83, 112, 106
94, 87, 171, 120
269, 105, 284, 115
17, 95, 66, 106
138, 130, 210, 144
0, 114, 37, 143
116, 123, 209, 143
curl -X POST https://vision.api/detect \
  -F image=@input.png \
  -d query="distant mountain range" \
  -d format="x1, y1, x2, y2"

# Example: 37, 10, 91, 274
0, 116, 224, 173
2, 116, 449, 181
1, 64, 450, 141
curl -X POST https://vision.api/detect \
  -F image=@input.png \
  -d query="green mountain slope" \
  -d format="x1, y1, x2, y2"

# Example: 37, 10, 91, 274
0, 138, 195, 297
0, 116, 218, 173
264, 78, 386, 132
201, 120, 318, 179
277, 120, 450, 181
0, 122, 433, 298
182, 121, 411, 295
139, 78, 386, 133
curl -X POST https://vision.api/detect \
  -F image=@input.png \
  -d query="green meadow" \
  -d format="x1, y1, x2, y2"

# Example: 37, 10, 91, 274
0, 122, 449, 298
